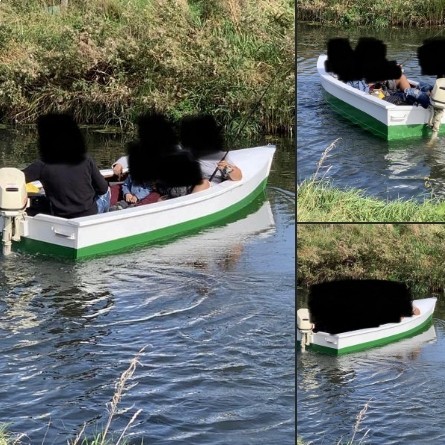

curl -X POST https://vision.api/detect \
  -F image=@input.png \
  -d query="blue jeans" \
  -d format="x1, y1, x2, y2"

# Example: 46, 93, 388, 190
417, 81, 433, 93
96, 187, 111, 213
404, 86, 431, 109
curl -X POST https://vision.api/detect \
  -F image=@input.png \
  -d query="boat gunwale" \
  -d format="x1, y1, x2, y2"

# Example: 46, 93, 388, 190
317, 54, 417, 113
26, 144, 276, 228
314, 297, 437, 340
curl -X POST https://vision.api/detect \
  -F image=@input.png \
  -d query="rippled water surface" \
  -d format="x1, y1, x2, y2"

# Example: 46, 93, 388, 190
297, 291, 445, 444
0, 133, 295, 444
297, 24, 445, 200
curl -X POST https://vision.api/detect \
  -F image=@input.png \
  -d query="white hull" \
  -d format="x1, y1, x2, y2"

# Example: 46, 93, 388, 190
317, 55, 442, 139
298, 297, 437, 355
0, 145, 276, 259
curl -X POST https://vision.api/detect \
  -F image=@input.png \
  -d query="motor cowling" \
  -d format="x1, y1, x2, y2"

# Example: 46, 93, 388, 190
0, 168, 28, 256
297, 308, 314, 352
430, 78, 445, 109
297, 308, 313, 331
0, 168, 28, 217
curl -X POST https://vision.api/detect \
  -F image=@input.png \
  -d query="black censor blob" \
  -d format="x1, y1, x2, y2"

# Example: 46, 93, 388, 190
418, 38, 445, 77
179, 114, 224, 159
157, 151, 203, 188
37, 113, 87, 165
128, 112, 203, 187
325, 37, 402, 83
308, 279, 414, 334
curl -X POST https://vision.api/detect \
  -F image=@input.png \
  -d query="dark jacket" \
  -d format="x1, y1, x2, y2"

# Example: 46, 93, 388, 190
23, 156, 108, 218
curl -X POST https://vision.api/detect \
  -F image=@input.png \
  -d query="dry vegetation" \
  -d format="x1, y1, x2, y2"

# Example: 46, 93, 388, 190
0, 0, 295, 136
297, 0, 445, 28
298, 223, 445, 294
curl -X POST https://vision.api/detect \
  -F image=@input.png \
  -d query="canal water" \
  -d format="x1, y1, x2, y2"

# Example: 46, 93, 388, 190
297, 23, 445, 201
0, 130, 295, 444
297, 287, 445, 444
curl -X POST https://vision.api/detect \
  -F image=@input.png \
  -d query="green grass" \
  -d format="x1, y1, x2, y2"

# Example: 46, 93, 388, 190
298, 222, 445, 294
297, 178, 445, 222
0, 0, 294, 136
298, 138, 445, 222
297, 0, 445, 27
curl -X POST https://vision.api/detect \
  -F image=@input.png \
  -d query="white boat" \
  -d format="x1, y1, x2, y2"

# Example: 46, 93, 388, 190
297, 297, 437, 355
317, 54, 445, 141
0, 145, 276, 259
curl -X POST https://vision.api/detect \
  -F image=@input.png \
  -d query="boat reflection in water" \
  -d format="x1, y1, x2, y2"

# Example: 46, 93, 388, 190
0, 196, 276, 334
297, 323, 437, 392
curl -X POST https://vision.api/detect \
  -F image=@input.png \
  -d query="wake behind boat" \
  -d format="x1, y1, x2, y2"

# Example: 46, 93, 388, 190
0, 145, 276, 259
317, 54, 445, 141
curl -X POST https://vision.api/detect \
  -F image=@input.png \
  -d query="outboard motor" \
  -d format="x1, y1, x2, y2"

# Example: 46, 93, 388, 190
297, 308, 314, 352
429, 78, 445, 138
0, 168, 28, 255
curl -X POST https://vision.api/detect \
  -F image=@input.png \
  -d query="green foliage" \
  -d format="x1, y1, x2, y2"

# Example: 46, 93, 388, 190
297, 179, 445, 222
0, 0, 294, 135
298, 222, 445, 294
297, 0, 445, 27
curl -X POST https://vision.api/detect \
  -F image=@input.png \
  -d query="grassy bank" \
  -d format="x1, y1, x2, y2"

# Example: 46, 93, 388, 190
297, 223, 445, 294
0, 0, 294, 135
297, 179, 445, 222
297, 0, 445, 28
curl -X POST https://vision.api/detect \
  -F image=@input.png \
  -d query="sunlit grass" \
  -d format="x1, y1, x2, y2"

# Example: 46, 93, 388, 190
297, 137, 445, 222
297, 179, 445, 222
0, 0, 295, 135
297, 223, 445, 294
297, 0, 445, 27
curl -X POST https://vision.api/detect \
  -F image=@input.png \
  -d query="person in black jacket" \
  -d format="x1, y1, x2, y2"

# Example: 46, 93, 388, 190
23, 113, 110, 218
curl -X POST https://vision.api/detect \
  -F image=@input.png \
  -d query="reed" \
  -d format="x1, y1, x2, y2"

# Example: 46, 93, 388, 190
297, 0, 445, 27
70, 347, 146, 445
337, 401, 370, 445
0, 348, 148, 445
0, 0, 294, 136
297, 223, 445, 294
297, 179, 445, 222
297, 401, 371, 445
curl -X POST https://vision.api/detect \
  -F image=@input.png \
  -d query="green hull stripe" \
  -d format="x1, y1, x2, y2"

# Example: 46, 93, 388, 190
17, 180, 268, 260
325, 92, 443, 141
298, 316, 433, 356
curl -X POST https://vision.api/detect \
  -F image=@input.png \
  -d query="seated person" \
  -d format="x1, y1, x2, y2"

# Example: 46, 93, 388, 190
198, 152, 242, 184
111, 155, 129, 180
124, 112, 207, 200
23, 113, 110, 218
109, 174, 157, 210
347, 69, 433, 109
179, 114, 242, 184
111, 153, 208, 199
381, 72, 432, 108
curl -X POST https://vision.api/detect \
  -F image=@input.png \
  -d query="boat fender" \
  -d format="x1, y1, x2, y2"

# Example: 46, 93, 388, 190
297, 308, 314, 352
